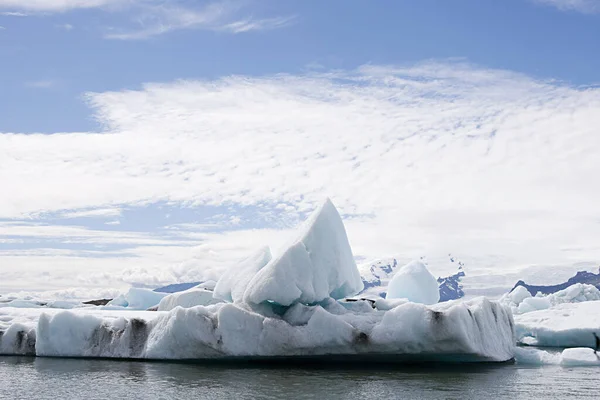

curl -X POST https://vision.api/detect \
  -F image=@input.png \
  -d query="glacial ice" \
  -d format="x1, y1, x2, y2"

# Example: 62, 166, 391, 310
157, 287, 222, 312
386, 261, 440, 305
0, 296, 515, 362
107, 288, 167, 311
514, 301, 600, 347
0, 198, 518, 363
213, 246, 272, 303
501, 283, 600, 315
514, 346, 600, 367
243, 199, 364, 306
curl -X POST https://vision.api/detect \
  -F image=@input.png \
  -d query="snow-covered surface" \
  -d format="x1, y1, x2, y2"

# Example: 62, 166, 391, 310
107, 288, 167, 311
514, 301, 600, 347
243, 199, 363, 306
386, 261, 440, 305
213, 246, 272, 303
157, 288, 222, 312
0, 297, 515, 362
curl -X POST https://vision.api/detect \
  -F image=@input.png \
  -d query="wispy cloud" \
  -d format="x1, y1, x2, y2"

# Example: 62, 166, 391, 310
220, 15, 296, 34
105, 3, 295, 40
55, 23, 74, 31
0, 11, 27, 16
0, 0, 128, 13
531, 0, 600, 13
25, 79, 57, 88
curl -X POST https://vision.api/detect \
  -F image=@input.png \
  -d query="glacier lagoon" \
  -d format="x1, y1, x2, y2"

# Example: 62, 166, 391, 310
2, 355, 599, 400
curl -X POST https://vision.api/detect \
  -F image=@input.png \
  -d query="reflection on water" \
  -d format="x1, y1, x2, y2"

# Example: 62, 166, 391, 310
1, 356, 599, 400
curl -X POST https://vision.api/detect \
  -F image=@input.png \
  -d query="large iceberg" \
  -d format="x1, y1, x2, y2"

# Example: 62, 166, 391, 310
243, 199, 364, 306
386, 261, 440, 305
0, 296, 515, 362
0, 198, 517, 363
213, 246, 272, 303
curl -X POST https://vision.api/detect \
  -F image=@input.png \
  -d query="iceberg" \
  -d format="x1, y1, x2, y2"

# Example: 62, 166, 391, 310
0, 296, 515, 362
501, 283, 600, 315
386, 261, 440, 305
243, 199, 364, 306
157, 287, 223, 312
107, 288, 167, 310
514, 301, 600, 347
0, 198, 516, 363
213, 246, 272, 303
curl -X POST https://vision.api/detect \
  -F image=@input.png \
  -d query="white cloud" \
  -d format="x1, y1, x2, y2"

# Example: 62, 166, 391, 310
0, 11, 28, 16
220, 15, 295, 34
55, 23, 74, 30
532, 0, 600, 13
104, 3, 295, 40
2, 61, 600, 296
25, 79, 57, 88
0, 0, 128, 12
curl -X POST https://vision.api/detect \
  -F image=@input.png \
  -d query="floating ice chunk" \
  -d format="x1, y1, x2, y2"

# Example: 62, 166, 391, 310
501, 283, 600, 315
386, 261, 440, 305
213, 247, 272, 303
157, 288, 222, 312
243, 199, 363, 306
515, 301, 600, 347
560, 348, 600, 366
107, 288, 167, 310
517, 296, 552, 314
513, 347, 561, 365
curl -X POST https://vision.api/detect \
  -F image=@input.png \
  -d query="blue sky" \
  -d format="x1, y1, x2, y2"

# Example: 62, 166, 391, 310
1, 0, 599, 133
1, 0, 600, 297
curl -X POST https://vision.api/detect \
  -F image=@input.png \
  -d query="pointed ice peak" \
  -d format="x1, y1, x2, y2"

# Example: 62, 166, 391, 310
243, 198, 364, 306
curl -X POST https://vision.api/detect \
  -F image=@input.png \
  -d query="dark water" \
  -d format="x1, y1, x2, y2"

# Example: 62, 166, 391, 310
1, 357, 599, 400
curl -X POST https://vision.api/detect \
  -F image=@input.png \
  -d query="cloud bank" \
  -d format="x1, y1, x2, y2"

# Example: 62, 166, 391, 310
2, 61, 600, 296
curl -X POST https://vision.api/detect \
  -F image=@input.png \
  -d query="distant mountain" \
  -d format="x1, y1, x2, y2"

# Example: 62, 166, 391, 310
512, 268, 600, 296
438, 270, 465, 302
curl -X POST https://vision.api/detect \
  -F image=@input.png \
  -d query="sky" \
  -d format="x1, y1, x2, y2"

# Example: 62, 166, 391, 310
1, 0, 600, 299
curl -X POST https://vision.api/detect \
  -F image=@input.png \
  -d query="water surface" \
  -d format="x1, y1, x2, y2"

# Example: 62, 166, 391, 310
1, 357, 598, 399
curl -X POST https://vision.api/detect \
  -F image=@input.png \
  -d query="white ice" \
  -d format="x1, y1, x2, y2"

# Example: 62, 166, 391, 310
501, 283, 600, 315
107, 288, 167, 311
243, 198, 364, 306
514, 346, 600, 367
0, 296, 515, 362
386, 261, 440, 305
157, 287, 222, 312
514, 301, 600, 347
213, 246, 272, 303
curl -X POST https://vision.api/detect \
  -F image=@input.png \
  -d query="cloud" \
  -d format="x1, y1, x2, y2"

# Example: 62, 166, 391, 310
0, 11, 28, 16
531, 0, 600, 13
55, 23, 74, 30
220, 15, 296, 34
25, 79, 57, 88
104, 3, 295, 40
0, 0, 128, 12
2, 60, 600, 296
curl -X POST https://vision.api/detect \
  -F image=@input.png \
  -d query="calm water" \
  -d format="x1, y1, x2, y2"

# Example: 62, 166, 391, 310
1, 357, 599, 400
